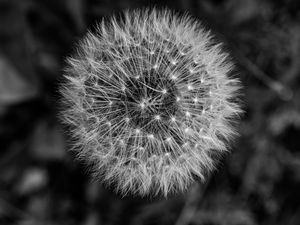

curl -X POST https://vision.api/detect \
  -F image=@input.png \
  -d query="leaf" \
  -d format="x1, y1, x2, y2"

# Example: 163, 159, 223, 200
0, 55, 38, 105
16, 168, 48, 195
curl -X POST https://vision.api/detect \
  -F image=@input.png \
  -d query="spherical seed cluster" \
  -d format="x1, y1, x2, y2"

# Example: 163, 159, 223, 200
60, 9, 242, 197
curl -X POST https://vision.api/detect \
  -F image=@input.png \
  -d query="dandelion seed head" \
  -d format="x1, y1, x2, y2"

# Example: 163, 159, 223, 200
148, 134, 154, 139
187, 85, 193, 90
154, 115, 161, 120
60, 8, 242, 197
170, 116, 176, 122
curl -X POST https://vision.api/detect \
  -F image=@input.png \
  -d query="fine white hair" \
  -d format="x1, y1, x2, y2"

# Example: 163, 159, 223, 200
60, 8, 242, 197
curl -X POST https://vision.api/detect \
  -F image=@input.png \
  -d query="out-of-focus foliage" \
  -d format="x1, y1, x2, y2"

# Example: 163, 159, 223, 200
0, 0, 299, 225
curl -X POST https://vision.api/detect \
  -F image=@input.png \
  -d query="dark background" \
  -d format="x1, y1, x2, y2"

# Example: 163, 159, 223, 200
0, 0, 300, 224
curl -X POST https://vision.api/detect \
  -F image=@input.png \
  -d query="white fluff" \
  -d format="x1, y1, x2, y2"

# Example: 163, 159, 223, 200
60, 8, 242, 197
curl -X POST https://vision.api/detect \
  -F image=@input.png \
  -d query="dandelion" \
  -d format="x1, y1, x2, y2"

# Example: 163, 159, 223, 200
59, 8, 242, 197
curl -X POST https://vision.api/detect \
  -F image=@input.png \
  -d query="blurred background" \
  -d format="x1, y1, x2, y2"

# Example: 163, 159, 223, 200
0, 0, 300, 224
